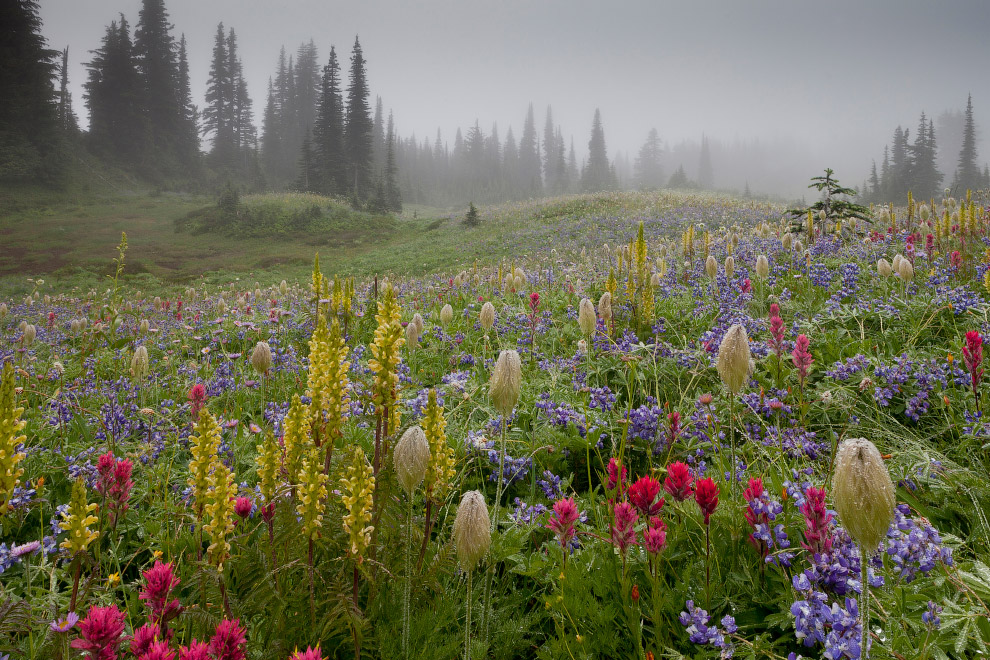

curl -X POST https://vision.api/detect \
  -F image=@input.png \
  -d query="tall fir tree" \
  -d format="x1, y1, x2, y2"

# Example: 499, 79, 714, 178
175, 34, 199, 164
312, 46, 346, 195
202, 23, 233, 166
634, 128, 664, 190
344, 36, 373, 198
85, 16, 146, 166
697, 134, 714, 189
518, 103, 541, 197
260, 78, 280, 183
134, 0, 181, 167
909, 112, 942, 200
0, 0, 62, 182
582, 108, 613, 192
954, 94, 981, 193
384, 111, 401, 212
57, 46, 78, 135
888, 125, 911, 201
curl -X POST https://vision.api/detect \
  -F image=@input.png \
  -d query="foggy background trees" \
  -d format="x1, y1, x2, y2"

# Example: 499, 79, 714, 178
4, 0, 990, 210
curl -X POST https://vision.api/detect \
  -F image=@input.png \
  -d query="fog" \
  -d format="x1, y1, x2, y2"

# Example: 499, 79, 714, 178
40, 0, 990, 199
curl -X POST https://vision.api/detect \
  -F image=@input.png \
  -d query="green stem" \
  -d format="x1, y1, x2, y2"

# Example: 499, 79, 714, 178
403, 498, 413, 659
464, 569, 473, 660
861, 545, 871, 658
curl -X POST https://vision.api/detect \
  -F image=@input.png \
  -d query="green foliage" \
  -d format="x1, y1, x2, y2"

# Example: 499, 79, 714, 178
463, 202, 481, 227
788, 168, 872, 233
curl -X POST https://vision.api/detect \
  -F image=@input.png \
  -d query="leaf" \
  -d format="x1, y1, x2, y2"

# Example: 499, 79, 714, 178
954, 618, 971, 657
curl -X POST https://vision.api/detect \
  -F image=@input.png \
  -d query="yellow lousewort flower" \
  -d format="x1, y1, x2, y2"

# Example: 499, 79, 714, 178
296, 447, 329, 540
59, 477, 99, 555
833, 438, 895, 553
306, 312, 331, 420
369, 283, 405, 437
187, 409, 222, 518
340, 446, 375, 558
131, 346, 149, 382
490, 349, 522, 418
393, 426, 430, 497
423, 389, 455, 502
256, 430, 281, 506
479, 302, 495, 333
577, 298, 596, 337
716, 324, 752, 395
282, 394, 312, 487
453, 490, 490, 571
204, 459, 236, 572
0, 363, 27, 515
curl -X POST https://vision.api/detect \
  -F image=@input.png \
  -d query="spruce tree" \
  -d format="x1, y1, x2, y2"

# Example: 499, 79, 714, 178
175, 34, 199, 165
634, 128, 664, 190
954, 94, 981, 193
518, 103, 541, 197
384, 111, 401, 212
202, 23, 232, 165
697, 135, 714, 189
57, 46, 78, 135
85, 16, 146, 166
909, 112, 942, 200
582, 108, 613, 192
261, 79, 280, 184
344, 36, 373, 198
0, 0, 62, 182
313, 46, 346, 195
134, 0, 180, 165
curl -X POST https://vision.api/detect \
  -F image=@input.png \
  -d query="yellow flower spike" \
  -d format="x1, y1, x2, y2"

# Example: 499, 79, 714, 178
282, 394, 312, 488
255, 429, 282, 506
308, 317, 349, 452
204, 460, 236, 572
423, 389, 455, 502
60, 477, 99, 555
369, 283, 405, 437
340, 446, 375, 559
0, 362, 27, 515
187, 408, 222, 519
296, 447, 328, 541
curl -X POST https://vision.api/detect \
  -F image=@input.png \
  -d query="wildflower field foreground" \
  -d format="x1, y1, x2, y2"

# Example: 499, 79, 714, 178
1, 190, 990, 660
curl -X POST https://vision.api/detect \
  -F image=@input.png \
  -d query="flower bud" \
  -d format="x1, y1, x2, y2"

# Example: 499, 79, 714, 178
393, 426, 431, 496
782, 233, 793, 250
452, 490, 491, 570
22, 324, 36, 346
577, 298, 596, 337
479, 302, 495, 333
877, 259, 892, 277
489, 349, 522, 417
405, 321, 419, 350
251, 341, 273, 375
898, 258, 914, 282
724, 256, 735, 279
139, 319, 150, 334
440, 304, 453, 327
131, 346, 149, 381
833, 438, 895, 552
716, 324, 751, 394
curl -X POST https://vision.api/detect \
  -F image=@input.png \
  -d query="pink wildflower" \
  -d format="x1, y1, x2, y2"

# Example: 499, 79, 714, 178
188, 384, 207, 420
643, 523, 667, 555
963, 331, 983, 409
288, 647, 325, 660
694, 477, 719, 526
138, 640, 175, 660
666, 411, 681, 447
768, 304, 785, 357
234, 497, 253, 519
606, 457, 626, 493
139, 561, 182, 634
662, 461, 693, 502
611, 501, 638, 555
627, 475, 664, 517
70, 605, 126, 660
209, 619, 246, 660
791, 334, 813, 389
130, 624, 158, 657
96, 454, 133, 526
546, 497, 580, 549
800, 486, 834, 555
743, 477, 770, 557
177, 641, 211, 660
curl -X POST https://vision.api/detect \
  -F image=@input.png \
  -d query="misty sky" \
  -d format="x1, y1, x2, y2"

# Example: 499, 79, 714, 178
39, 0, 990, 198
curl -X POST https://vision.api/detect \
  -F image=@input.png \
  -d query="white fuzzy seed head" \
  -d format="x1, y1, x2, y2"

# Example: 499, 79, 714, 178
705, 255, 717, 278
833, 437, 896, 552
877, 259, 892, 277
480, 302, 496, 333
452, 490, 491, 570
412, 313, 425, 335
393, 426, 431, 497
251, 341, 273, 375
578, 298, 596, 337
716, 324, 752, 395
755, 255, 769, 280
490, 349, 522, 417
898, 258, 914, 282
131, 346, 150, 381
440, 304, 453, 326
724, 256, 735, 279
405, 322, 419, 350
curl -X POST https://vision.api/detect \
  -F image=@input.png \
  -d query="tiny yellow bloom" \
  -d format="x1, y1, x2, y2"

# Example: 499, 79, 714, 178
152, 550, 163, 560
576, 634, 584, 643
107, 572, 121, 587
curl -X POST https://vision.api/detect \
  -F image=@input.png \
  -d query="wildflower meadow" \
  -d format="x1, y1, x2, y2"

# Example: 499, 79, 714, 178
1, 190, 989, 660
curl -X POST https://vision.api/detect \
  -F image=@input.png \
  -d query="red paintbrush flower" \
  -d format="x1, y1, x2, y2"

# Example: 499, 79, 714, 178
611, 501, 638, 555
188, 384, 207, 420
70, 605, 126, 660
209, 619, 246, 660
139, 561, 182, 634
694, 477, 719, 525
546, 497, 580, 549
627, 475, 665, 517
963, 330, 983, 406
800, 485, 834, 556
663, 461, 694, 502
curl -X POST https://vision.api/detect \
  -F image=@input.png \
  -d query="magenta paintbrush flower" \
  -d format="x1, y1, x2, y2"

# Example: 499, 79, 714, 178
643, 520, 667, 555
800, 485, 834, 555
663, 461, 694, 502
791, 333, 813, 389
546, 496, 580, 549
694, 477, 719, 526
188, 383, 207, 420
177, 640, 211, 660
288, 647, 326, 660
140, 560, 182, 634
627, 474, 665, 517
768, 303, 785, 356
209, 619, 247, 660
606, 457, 626, 493
97, 452, 133, 526
611, 501, 639, 555
138, 640, 176, 660
963, 330, 983, 410
70, 605, 126, 660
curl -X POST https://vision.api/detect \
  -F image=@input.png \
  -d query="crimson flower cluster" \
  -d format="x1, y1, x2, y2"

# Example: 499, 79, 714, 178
96, 452, 133, 527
